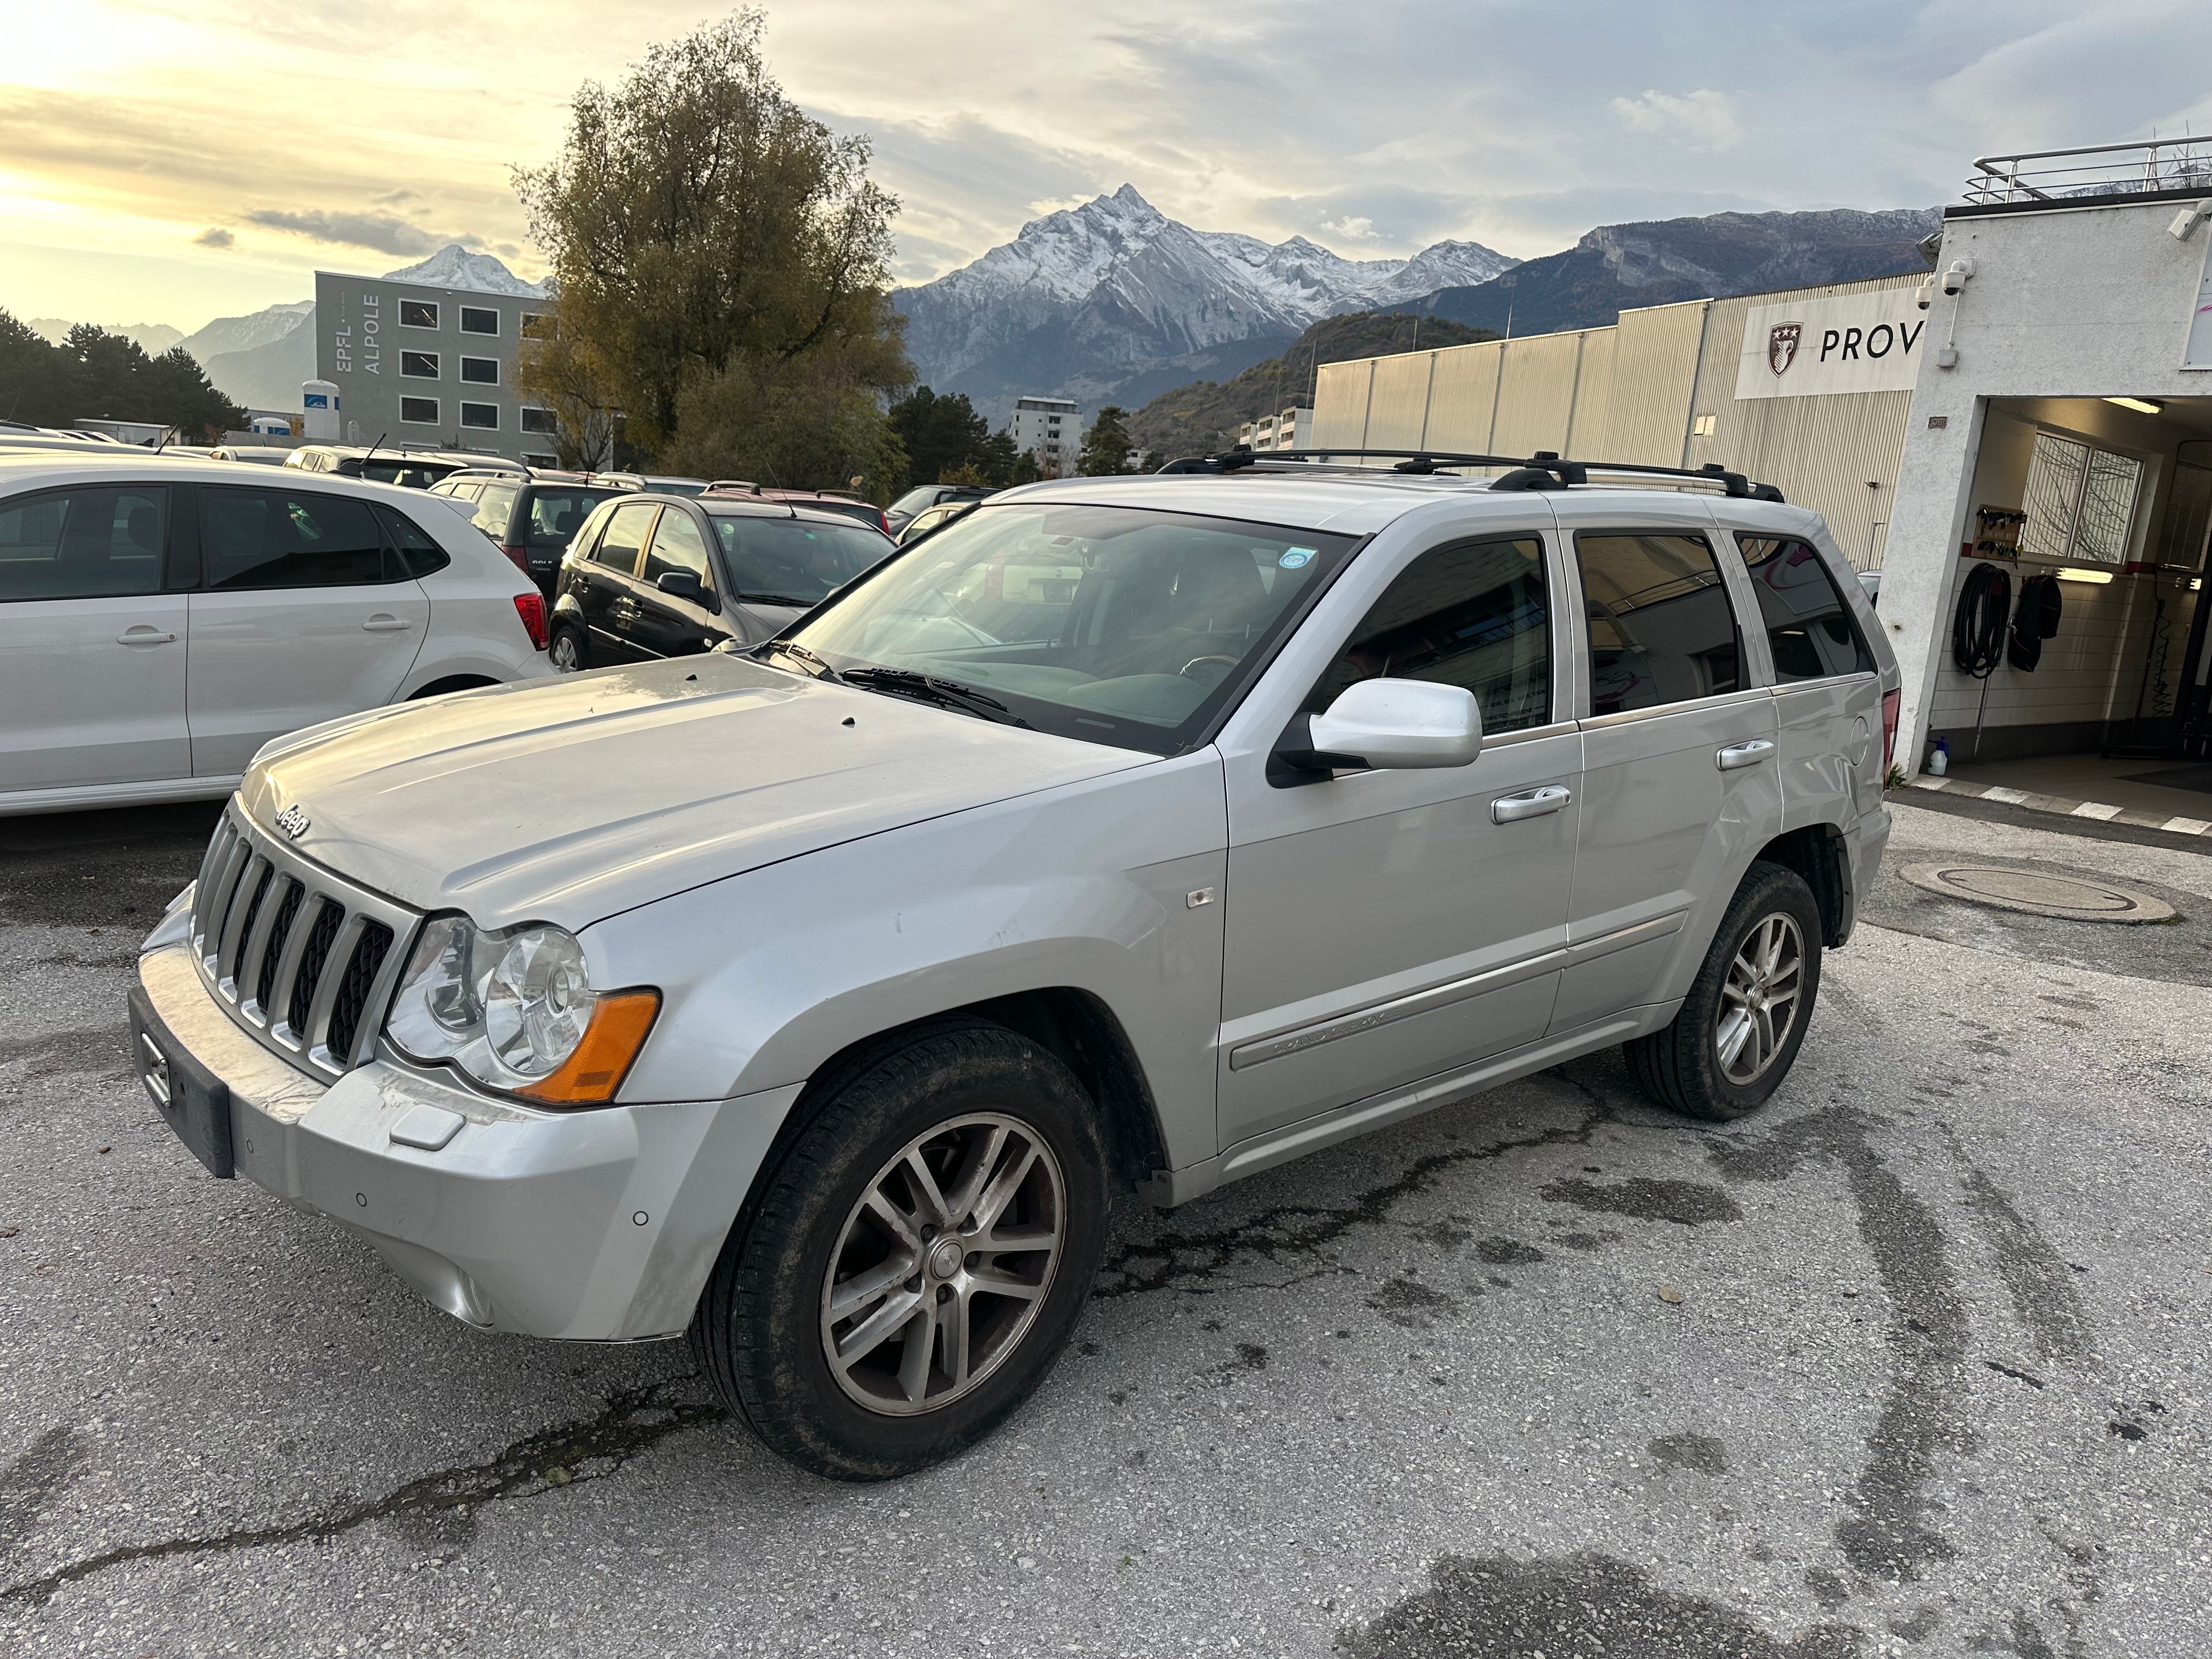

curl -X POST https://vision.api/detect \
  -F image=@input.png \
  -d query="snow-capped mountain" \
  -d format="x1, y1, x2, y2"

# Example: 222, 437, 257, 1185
383, 245, 549, 298
178, 300, 314, 364
893, 185, 1515, 420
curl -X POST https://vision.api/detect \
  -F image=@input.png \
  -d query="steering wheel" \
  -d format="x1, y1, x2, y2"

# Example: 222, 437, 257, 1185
1180, 654, 1240, 681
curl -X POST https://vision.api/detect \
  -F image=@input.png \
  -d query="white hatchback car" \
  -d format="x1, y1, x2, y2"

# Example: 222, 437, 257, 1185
0, 453, 552, 815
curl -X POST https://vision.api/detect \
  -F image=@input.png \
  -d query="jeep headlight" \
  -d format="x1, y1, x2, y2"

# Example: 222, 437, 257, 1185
385, 916, 659, 1106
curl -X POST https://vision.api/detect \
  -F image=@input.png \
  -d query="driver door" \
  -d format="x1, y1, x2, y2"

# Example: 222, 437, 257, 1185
1216, 524, 1582, 1150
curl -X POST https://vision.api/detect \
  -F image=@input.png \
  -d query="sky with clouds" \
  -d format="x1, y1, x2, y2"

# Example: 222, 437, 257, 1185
4, 0, 2210, 334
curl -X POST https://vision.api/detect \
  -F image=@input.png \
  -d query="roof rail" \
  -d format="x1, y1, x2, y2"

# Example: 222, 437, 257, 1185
1156, 447, 1784, 502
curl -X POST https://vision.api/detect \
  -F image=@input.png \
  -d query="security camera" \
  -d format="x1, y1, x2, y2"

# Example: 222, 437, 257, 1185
2170, 202, 2210, 241
1915, 276, 1936, 311
1940, 258, 1976, 297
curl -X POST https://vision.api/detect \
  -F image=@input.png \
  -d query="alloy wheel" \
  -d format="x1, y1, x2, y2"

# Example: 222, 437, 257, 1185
1716, 912, 1804, 1085
820, 1113, 1065, 1415
550, 631, 581, 672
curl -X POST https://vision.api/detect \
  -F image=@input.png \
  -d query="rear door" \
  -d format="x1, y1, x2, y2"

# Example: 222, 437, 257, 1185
628, 505, 727, 657
187, 484, 430, 776
1728, 522, 1885, 836
577, 500, 659, 663
0, 482, 189, 793
1549, 498, 1781, 1032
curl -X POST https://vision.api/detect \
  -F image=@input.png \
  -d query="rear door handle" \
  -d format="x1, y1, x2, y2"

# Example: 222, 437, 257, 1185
362, 615, 413, 633
1716, 740, 1775, 770
116, 627, 177, 646
1491, 785, 1572, 824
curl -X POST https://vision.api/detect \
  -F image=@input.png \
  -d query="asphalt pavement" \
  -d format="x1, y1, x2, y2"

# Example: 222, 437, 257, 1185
3, 796, 2208, 1657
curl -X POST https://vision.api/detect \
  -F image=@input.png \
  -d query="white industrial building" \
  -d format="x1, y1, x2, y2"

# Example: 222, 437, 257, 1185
1308, 137, 2212, 820
1010, 396, 1078, 477
1239, 407, 1314, 451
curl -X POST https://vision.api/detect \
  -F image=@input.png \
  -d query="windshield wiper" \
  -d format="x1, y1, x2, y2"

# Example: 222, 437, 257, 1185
755, 639, 843, 681
733, 591, 816, 607
841, 667, 1028, 727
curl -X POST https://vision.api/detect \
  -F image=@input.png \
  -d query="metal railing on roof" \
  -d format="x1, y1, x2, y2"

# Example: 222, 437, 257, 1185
1964, 137, 2212, 206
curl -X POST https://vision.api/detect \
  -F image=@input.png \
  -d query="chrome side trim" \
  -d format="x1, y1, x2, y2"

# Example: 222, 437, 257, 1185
1564, 911, 1685, 966
1480, 719, 1578, 750
1578, 685, 1775, 730
1227, 948, 1566, 1071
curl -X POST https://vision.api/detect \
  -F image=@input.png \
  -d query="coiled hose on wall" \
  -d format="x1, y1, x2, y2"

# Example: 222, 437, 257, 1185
1953, 561, 2012, 679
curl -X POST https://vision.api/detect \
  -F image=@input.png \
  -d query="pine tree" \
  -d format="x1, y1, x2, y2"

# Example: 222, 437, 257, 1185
1079, 406, 1133, 476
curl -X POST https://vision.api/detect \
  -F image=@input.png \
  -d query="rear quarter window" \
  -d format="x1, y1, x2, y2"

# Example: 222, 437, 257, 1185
1736, 534, 1876, 681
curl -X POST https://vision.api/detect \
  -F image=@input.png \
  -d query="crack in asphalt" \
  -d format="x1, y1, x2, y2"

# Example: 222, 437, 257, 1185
1093, 1098, 1610, 1300
0, 1380, 721, 1611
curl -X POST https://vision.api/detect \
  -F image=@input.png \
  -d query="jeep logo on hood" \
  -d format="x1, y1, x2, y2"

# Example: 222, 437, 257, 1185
274, 804, 311, 840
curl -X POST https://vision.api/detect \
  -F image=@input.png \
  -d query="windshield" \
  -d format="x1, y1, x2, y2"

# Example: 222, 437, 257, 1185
710, 514, 895, 606
889, 487, 939, 518
779, 501, 1357, 755
527, 487, 622, 548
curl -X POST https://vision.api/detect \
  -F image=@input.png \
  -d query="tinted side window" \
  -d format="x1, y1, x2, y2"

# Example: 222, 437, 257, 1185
1576, 531, 1742, 714
0, 486, 167, 602
377, 507, 452, 578
202, 488, 392, 590
1313, 535, 1552, 733
643, 510, 712, 586
591, 502, 657, 573
527, 489, 615, 548
1737, 535, 1875, 682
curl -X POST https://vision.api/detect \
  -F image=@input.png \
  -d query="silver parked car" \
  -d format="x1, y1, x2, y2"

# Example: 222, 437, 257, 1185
132, 454, 1897, 1479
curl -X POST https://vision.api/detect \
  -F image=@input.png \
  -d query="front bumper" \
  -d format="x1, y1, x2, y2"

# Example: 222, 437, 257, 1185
134, 939, 798, 1340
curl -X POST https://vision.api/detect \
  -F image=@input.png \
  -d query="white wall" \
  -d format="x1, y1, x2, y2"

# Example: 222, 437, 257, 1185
1883, 196, 2212, 771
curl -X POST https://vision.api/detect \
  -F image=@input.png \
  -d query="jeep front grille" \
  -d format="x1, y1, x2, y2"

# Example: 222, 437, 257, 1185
189, 809, 420, 1080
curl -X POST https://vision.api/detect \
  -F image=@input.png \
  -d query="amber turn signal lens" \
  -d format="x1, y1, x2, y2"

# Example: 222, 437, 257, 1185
515, 989, 661, 1106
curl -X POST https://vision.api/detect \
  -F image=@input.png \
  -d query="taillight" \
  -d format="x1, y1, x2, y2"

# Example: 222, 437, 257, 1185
501, 544, 531, 574
1880, 687, 1901, 770
513, 590, 549, 650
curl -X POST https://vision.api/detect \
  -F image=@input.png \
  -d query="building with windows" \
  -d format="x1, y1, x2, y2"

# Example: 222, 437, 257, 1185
1009, 396, 1078, 477
313, 269, 558, 466
1238, 407, 1314, 452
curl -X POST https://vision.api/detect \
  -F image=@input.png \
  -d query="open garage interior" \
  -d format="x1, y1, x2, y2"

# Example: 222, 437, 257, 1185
1927, 393, 2212, 815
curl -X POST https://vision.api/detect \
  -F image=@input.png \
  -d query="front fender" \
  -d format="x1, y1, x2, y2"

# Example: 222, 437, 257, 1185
586, 751, 1229, 1174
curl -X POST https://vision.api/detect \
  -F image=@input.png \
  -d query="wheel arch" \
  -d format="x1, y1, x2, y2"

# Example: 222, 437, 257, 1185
407, 673, 500, 701
1752, 823, 1853, 947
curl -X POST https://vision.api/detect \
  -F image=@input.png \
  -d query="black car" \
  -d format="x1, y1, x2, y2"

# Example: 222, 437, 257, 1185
549, 493, 898, 671
885, 483, 993, 535
430, 470, 628, 594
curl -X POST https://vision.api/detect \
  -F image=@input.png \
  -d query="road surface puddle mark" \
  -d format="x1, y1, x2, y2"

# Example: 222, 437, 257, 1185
1366, 1276, 1457, 1329
1944, 1135, 2094, 1363
1709, 1108, 1973, 1583
1336, 1551, 1866, 1657
1093, 1098, 1607, 1300
0, 1028, 133, 1086
0, 1380, 719, 1610
1539, 1175, 1743, 1226
1647, 1431, 1728, 1475
0, 1429, 90, 1557
1475, 1237, 1544, 1265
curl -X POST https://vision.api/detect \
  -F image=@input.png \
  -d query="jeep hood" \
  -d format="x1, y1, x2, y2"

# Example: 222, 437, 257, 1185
239, 656, 1149, 929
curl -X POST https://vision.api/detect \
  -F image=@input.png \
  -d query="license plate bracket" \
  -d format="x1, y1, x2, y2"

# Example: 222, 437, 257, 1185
128, 984, 236, 1179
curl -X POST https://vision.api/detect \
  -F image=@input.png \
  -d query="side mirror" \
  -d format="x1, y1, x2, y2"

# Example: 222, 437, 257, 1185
1304, 679, 1483, 771
656, 569, 713, 610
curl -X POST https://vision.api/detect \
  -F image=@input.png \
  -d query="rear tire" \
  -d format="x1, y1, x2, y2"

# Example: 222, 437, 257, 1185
1624, 859, 1822, 1122
549, 623, 588, 673
691, 1020, 1109, 1481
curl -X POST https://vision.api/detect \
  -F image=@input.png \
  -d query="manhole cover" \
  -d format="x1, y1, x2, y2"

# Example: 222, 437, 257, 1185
1899, 862, 2176, 923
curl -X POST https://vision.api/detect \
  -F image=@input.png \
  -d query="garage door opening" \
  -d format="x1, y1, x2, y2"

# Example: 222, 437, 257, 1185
1924, 393, 2212, 819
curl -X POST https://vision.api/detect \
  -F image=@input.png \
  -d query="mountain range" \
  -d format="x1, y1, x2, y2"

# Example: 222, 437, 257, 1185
1384, 206, 1944, 338
892, 185, 1518, 424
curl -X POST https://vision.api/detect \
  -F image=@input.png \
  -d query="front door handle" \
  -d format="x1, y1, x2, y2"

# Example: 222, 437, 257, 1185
1716, 740, 1775, 771
116, 627, 177, 646
1492, 785, 1572, 824
362, 614, 413, 633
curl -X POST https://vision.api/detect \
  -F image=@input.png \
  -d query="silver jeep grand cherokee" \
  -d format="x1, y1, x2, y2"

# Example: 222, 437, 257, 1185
133, 453, 1897, 1480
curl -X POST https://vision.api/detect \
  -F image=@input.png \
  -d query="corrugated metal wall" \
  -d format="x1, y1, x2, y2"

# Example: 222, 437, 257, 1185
1308, 274, 1920, 568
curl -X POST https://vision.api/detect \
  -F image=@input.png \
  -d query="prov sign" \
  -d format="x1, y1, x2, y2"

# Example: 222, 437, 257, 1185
1733, 289, 1927, 401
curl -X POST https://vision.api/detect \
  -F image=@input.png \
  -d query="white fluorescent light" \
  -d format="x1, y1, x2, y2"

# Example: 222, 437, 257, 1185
2104, 397, 2164, 415
2055, 566, 2114, 584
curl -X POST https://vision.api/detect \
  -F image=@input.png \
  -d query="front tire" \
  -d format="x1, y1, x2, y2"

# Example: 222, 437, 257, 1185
1624, 859, 1822, 1122
691, 1021, 1109, 1481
